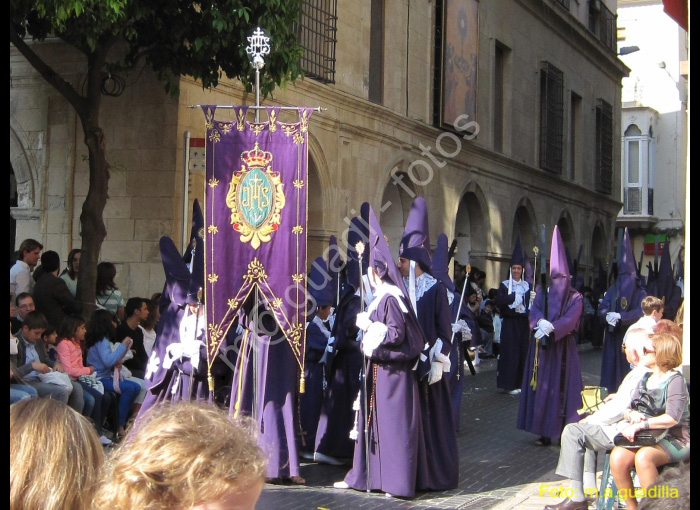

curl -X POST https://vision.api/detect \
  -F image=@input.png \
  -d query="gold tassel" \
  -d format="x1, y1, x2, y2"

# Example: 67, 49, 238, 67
530, 339, 540, 390
299, 375, 305, 394
208, 374, 215, 392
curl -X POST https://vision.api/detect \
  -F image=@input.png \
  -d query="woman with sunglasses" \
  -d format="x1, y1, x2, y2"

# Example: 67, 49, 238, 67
609, 332, 689, 510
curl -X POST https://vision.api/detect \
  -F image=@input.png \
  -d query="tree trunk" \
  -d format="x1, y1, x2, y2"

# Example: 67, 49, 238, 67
75, 54, 110, 320
76, 122, 109, 320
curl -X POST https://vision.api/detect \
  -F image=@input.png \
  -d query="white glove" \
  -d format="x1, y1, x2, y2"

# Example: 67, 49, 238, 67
361, 322, 387, 357
530, 290, 537, 302
538, 319, 554, 336
534, 327, 546, 340
356, 312, 372, 332
428, 361, 444, 384
453, 319, 472, 341
451, 322, 462, 334
606, 312, 621, 326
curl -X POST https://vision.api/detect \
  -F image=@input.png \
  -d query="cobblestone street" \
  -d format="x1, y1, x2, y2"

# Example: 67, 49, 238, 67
257, 344, 603, 510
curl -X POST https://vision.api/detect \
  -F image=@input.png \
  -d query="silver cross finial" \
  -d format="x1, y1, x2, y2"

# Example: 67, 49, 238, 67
246, 27, 270, 70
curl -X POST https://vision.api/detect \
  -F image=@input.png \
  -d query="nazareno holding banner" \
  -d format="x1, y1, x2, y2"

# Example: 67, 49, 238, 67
201, 105, 314, 482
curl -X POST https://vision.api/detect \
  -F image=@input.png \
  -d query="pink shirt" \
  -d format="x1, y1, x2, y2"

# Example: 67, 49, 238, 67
56, 339, 92, 379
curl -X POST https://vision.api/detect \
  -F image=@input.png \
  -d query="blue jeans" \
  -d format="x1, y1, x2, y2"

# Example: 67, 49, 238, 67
100, 377, 140, 426
10, 384, 38, 404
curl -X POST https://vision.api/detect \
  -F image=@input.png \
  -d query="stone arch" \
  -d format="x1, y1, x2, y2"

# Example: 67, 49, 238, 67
590, 220, 607, 270
379, 160, 419, 257
511, 198, 537, 256
556, 210, 576, 256
10, 124, 37, 209
453, 181, 490, 272
306, 133, 332, 262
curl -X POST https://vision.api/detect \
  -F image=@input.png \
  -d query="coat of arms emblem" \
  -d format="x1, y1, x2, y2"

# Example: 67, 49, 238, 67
225, 142, 285, 249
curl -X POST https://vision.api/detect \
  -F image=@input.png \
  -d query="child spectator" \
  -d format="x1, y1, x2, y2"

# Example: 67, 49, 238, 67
56, 315, 114, 445
622, 295, 664, 345
86, 309, 139, 437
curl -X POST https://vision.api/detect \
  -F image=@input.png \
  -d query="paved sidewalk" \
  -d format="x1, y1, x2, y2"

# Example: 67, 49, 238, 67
257, 344, 604, 510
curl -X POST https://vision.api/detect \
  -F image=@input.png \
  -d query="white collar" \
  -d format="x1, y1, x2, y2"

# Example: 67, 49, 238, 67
368, 282, 409, 315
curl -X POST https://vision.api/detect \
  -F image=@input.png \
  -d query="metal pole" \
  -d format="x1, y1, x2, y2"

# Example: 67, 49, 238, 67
355, 241, 370, 493
181, 130, 191, 254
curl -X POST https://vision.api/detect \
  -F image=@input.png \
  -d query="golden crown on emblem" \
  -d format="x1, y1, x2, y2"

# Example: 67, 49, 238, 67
240, 142, 273, 167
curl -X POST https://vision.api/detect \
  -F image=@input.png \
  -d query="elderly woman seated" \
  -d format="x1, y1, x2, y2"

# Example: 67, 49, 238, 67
609, 332, 689, 510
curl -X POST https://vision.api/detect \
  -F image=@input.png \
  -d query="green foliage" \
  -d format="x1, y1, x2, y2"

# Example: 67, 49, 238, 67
11, 0, 304, 97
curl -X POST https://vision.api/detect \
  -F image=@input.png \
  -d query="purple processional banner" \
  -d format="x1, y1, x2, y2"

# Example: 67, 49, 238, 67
201, 106, 313, 375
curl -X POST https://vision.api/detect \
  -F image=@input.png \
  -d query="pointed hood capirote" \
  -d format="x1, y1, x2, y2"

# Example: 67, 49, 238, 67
345, 216, 370, 293
183, 199, 204, 264
399, 197, 432, 273
367, 203, 410, 300
308, 257, 335, 308
160, 236, 190, 311
511, 234, 527, 268
546, 226, 572, 321
431, 233, 455, 293
614, 228, 644, 308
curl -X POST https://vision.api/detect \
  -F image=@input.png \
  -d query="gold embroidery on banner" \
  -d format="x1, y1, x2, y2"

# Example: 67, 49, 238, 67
207, 273, 219, 283
250, 123, 266, 136
620, 297, 628, 310
244, 258, 268, 284
205, 108, 214, 130
227, 299, 239, 309
236, 109, 246, 131
293, 180, 304, 189
292, 225, 303, 235
268, 110, 278, 132
208, 178, 219, 188
300, 110, 309, 133
225, 142, 285, 250
287, 323, 304, 350
271, 297, 283, 309
209, 131, 221, 143
281, 124, 297, 137
292, 273, 303, 283
293, 132, 304, 145
220, 123, 233, 135
207, 225, 219, 234
208, 323, 223, 349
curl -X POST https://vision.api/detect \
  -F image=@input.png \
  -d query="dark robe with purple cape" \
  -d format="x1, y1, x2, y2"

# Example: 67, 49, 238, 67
494, 282, 531, 391
446, 292, 480, 430
314, 290, 363, 459
299, 318, 330, 453
343, 290, 423, 497
230, 311, 301, 479
414, 278, 459, 491
598, 284, 645, 392
517, 288, 583, 439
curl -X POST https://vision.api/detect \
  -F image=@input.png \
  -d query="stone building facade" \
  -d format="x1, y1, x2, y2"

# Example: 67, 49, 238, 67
10, 0, 627, 298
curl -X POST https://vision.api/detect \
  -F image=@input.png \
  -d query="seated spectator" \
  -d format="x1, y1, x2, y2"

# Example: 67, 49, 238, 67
33, 250, 81, 329
544, 329, 653, 510
12, 311, 84, 413
86, 309, 139, 437
10, 398, 104, 510
93, 402, 266, 510
11, 292, 35, 335
59, 248, 81, 297
610, 333, 689, 510
10, 238, 42, 296
140, 294, 161, 356
118, 297, 150, 379
56, 315, 114, 446
95, 262, 125, 322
